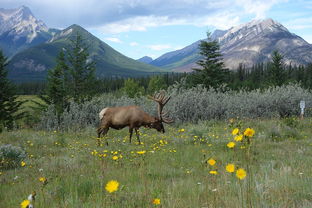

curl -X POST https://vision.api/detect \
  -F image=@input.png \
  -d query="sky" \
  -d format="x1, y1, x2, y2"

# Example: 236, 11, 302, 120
1, 0, 312, 60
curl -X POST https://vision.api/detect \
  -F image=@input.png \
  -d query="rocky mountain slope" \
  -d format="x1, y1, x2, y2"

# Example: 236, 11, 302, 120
151, 18, 312, 71
0, 6, 56, 57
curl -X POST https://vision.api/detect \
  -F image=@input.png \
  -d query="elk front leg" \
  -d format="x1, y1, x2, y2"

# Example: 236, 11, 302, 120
97, 127, 109, 146
135, 128, 141, 144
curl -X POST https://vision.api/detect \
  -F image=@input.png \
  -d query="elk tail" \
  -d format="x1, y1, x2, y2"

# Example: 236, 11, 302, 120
99, 108, 108, 120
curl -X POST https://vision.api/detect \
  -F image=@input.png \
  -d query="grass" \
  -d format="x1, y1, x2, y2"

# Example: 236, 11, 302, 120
0, 118, 312, 207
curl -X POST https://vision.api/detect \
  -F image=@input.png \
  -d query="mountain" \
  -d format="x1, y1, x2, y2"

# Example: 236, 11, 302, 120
137, 56, 153, 64
151, 18, 312, 71
8, 24, 165, 82
0, 6, 56, 57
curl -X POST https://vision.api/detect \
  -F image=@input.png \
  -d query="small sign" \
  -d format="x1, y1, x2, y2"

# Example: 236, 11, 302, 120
300, 100, 305, 109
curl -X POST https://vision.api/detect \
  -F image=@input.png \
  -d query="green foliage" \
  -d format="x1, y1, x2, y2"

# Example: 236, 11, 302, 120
120, 78, 145, 98
0, 50, 24, 131
147, 75, 167, 94
188, 32, 229, 89
45, 50, 69, 117
0, 144, 26, 169
67, 33, 97, 103
268, 50, 286, 86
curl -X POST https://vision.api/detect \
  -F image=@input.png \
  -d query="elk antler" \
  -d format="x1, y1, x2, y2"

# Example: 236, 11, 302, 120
149, 91, 174, 123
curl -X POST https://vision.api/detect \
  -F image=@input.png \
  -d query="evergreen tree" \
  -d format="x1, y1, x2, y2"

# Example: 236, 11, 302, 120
45, 50, 69, 118
188, 32, 229, 89
0, 50, 24, 131
120, 78, 145, 98
67, 34, 96, 103
268, 50, 286, 86
147, 75, 167, 94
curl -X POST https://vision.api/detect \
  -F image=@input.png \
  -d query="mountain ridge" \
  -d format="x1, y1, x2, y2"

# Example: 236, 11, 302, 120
8, 24, 165, 82
150, 18, 312, 71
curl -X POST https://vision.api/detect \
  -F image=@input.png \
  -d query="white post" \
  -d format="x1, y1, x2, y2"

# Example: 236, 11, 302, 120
300, 100, 305, 120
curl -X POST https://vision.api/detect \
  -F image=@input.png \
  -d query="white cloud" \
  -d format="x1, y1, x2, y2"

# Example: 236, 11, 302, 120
284, 17, 312, 30
105, 37, 123, 43
2, 0, 289, 31
130, 42, 139, 46
234, 0, 288, 19
147, 44, 173, 51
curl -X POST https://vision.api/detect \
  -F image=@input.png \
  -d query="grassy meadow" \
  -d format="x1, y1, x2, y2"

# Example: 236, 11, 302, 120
1, 118, 312, 207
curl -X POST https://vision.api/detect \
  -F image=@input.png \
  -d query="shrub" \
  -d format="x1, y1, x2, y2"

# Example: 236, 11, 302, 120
0, 144, 26, 169
38, 83, 312, 130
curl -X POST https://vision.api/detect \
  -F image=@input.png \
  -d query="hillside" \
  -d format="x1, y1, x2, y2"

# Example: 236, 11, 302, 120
8, 24, 165, 82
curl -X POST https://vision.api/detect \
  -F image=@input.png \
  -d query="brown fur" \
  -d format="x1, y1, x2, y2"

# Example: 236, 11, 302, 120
97, 106, 164, 145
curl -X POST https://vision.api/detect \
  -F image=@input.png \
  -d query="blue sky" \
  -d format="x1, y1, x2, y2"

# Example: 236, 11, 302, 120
1, 0, 312, 59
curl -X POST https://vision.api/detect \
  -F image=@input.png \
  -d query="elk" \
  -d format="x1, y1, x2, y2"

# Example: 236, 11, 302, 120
97, 92, 173, 145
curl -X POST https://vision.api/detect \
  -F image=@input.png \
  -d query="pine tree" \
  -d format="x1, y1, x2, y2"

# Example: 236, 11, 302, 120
147, 76, 167, 94
67, 34, 96, 103
268, 50, 286, 86
0, 50, 24, 131
120, 78, 145, 98
45, 50, 69, 118
188, 32, 229, 89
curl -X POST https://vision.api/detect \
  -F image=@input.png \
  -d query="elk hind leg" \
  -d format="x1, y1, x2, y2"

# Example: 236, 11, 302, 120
135, 128, 141, 144
129, 128, 134, 143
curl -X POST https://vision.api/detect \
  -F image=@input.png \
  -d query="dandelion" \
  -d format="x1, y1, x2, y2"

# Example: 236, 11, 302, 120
244, 128, 255, 137
207, 158, 216, 166
153, 198, 161, 205
226, 163, 235, 173
209, 170, 218, 175
112, 156, 118, 161
21, 161, 26, 167
105, 180, 119, 193
20, 200, 30, 208
39, 177, 47, 185
178, 128, 185, 133
137, 151, 146, 155
234, 135, 243, 142
227, 142, 236, 148
236, 168, 247, 180
232, 128, 239, 135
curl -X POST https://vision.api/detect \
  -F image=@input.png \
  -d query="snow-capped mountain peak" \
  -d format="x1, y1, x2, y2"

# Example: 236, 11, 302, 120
0, 6, 48, 42
218, 18, 288, 44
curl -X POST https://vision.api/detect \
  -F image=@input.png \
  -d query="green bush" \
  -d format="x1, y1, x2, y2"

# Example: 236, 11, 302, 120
38, 83, 312, 130
0, 144, 26, 169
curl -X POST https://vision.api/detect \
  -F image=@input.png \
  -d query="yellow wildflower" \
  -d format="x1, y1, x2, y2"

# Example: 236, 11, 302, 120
21, 161, 26, 167
178, 128, 185, 132
20, 200, 30, 208
105, 180, 119, 193
232, 128, 239, 135
153, 198, 161, 205
39, 177, 47, 184
234, 135, 243, 142
244, 128, 255, 137
137, 151, 146, 155
209, 170, 218, 175
112, 156, 118, 161
207, 158, 216, 166
227, 142, 236, 148
236, 168, 247, 180
226, 163, 235, 173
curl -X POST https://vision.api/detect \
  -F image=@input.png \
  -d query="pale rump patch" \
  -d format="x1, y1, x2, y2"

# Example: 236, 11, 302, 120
99, 108, 108, 120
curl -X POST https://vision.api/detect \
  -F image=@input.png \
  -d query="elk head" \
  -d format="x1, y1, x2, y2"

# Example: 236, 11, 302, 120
148, 91, 174, 133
